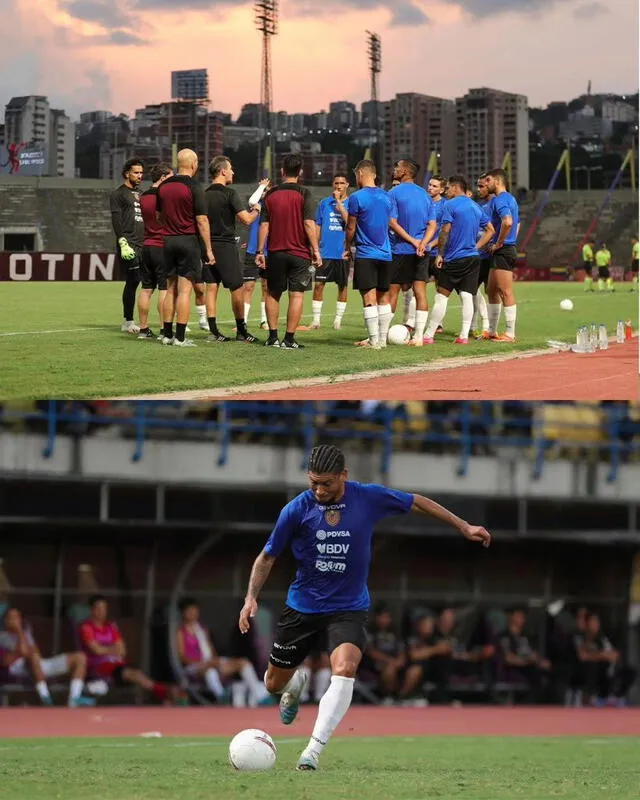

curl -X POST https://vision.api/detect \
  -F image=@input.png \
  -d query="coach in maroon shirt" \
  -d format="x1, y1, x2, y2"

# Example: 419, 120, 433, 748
157, 148, 215, 347
257, 153, 321, 349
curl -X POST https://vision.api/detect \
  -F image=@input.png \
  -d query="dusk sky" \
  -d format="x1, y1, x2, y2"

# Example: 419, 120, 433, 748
1, 0, 637, 122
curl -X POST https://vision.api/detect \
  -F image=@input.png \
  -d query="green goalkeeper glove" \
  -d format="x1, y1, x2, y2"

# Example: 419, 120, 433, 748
118, 237, 136, 261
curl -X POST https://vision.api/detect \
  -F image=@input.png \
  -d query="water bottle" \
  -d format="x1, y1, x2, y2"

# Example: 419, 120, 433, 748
599, 324, 608, 350
616, 320, 625, 344
578, 326, 588, 352
590, 323, 598, 351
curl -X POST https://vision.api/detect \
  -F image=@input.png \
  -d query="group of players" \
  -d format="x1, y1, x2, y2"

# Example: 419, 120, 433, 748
109, 148, 520, 349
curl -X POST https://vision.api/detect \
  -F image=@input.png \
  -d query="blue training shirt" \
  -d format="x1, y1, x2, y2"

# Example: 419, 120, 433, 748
346, 188, 394, 261
475, 200, 491, 259
441, 195, 484, 262
389, 182, 436, 256
263, 481, 414, 614
486, 191, 519, 247
316, 196, 347, 260
427, 197, 447, 255
247, 217, 267, 256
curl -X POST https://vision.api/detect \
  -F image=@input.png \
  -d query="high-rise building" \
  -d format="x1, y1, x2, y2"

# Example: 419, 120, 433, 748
328, 101, 358, 132
381, 93, 456, 185
4, 96, 50, 149
77, 110, 113, 136
455, 87, 529, 189
4, 96, 75, 176
49, 109, 75, 177
277, 142, 348, 185
237, 103, 268, 128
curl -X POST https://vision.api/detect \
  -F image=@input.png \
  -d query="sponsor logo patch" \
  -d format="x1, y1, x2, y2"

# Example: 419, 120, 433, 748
325, 509, 341, 527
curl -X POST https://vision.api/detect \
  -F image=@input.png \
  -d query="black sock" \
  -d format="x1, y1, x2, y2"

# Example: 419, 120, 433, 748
163, 322, 173, 339
269, 328, 278, 340
139, 327, 149, 334
284, 331, 295, 344
208, 317, 219, 335
236, 318, 248, 336
175, 323, 186, 342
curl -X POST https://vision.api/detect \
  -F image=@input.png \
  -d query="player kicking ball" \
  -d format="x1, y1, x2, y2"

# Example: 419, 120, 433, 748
238, 445, 491, 771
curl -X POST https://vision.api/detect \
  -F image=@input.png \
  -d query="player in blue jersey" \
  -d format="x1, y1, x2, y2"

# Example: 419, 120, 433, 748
345, 160, 395, 348
470, 173, 495, 338
238, 444, 491, 772
308, 173, 350, 330
484, 168, 520, 342
388, 160, 437, 346
423, 176, 491, 344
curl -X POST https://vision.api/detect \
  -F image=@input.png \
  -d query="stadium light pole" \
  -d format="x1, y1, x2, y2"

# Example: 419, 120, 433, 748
255, 1, 279, 182
366, 30, 382, 178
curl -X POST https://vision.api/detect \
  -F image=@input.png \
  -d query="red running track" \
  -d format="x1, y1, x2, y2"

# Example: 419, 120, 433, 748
1, 706, 639, 739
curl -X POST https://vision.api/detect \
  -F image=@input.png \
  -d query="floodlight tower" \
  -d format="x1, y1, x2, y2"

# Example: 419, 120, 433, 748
366, 30, 382, 175
255, 1, 279, 181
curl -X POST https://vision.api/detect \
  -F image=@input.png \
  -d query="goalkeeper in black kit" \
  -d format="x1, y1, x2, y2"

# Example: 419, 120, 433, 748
110, 158, 145, 333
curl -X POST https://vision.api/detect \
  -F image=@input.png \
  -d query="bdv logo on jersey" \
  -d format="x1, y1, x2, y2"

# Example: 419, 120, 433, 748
316, 543, 350, 555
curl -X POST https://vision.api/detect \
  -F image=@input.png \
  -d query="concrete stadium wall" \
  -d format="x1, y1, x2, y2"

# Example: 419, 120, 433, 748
0, 178, 637, 267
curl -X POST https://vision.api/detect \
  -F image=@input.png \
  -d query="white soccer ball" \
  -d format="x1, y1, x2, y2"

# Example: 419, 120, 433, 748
229, 729, 277, 772
560, 299, 574, 311
388, 324, 411, 345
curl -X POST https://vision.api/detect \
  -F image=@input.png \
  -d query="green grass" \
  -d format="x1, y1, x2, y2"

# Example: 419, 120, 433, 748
1, 736, 638, 800
0, 282, 635, 399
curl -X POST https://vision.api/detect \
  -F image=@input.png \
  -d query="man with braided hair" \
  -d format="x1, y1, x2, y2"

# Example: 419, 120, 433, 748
239, 444, 491, 772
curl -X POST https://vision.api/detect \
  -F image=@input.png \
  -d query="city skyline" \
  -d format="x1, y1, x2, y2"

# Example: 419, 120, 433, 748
1, 0, 637, 123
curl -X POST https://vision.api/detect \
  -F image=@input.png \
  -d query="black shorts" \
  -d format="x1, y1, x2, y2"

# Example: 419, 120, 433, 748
598, 266, 610, 279
265, 251, 313, 295
164, 235, 203, 283
140, 245, 167, 291
269, 605, 369, 669
428, 254, 439, 280
490, 244, 517, 272
243, 253, 262, 282
315, 258, 349, 289
437, 256, 480, 295
478, 258, 491, 289
583, 260, 594, 271
203, 240, 243, 291
116, 249, 142, 282
391, 254, 430, 286
353, 258, 392, 293
632, 259, 639, 274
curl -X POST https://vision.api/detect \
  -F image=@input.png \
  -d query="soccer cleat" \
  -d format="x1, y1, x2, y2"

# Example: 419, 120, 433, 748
296, 749, 320, 771
69, 696, 96, 708
41, 695, 54, 706
281, 339, 305, 350
206, 333, 231, 343
161, 336, 175, 346
280, 671, 308, 725
137, 328, 156, 340
333, 319, 342, 330
121, 321, 140, 334
173, 338, 197, 348
423, 337, 435, 345
236, 332, 261, 344
454, 337, 469, 344
199, 320, 209, 331
265, 337, 281, 348
470, 329, 481, 339
490, 333, 516, 342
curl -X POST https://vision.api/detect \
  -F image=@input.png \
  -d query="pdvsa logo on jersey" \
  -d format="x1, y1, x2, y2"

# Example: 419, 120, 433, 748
316, 530, 327, 541
316, 530, 350, 541
325, 509, 341, 527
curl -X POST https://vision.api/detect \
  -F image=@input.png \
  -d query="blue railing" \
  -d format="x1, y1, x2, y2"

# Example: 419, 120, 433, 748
1, 401, 638, 482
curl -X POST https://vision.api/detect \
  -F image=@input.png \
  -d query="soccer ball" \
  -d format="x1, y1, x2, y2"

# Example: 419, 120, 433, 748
388, 324, 411, 345
229, 729, 277, 772
560, 299, 574, 311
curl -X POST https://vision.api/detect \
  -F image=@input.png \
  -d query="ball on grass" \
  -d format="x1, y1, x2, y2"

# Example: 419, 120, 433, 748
387, 324, 411, 345
229, 729, 277, 772
560, 299, 574, 312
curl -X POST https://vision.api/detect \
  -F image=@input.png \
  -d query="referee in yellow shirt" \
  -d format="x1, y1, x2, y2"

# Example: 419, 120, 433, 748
595, 243, 613, 292
582, 239, 595, 290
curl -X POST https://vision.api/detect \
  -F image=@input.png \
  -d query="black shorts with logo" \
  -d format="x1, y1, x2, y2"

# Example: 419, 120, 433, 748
243, 252, 262, 282
391, 254, 430, 286
490, 244, 517, 272
315, 258, 349, 289
203, 240, 243, 291
437, 256, 480, 295
353, 258, 392, 293
478, 257, 491, 289
269, 605, 369, 669
265, 251, 313, 294
164, 235, 203, 283
140, 245, 167, 291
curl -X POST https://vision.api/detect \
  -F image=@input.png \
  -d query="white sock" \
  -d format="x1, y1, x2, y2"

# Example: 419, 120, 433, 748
363, 306, 379, 346
413, 309, 429, 342
68, 678, 84, 705
241, 663, 268, 702
334, 301, 347, 322
460, 291, 474, 339
504, 305, 517, 338
204, 668, 225, 699
425, 293, 448, 338
313, 667, 332, 703
488, 303, 502, 335
403, 290, 415, 325
260, 301, 266, 323
312, 300, 323, 326
196, 304, 207, 321
244, 302, 251, 323
265, 667, 306, 697
377, 303, 393, 348
477, 291, 489, 331
300, 666, 312, 703
406, 296, 417, 328
36, 681, 51, 702
307, 676, 354, 758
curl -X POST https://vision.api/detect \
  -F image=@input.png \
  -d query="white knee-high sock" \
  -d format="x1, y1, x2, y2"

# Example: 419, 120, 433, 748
68, 678, 84, 705
504, 305, 517, 338
244, 302, 251, 323
264, 667, 306, 696
36, 681, 51, 702
413, 309, 429, 342
488, 303, 502, 335
424, 293, 448, 338
260, 301, 266, 323
363, 306, 379, 346
403, 290, 416, 327
196, 304, 207, 322
307, 676, 355, 758
204, 668, 225, 699
300, 666, 312, 703
377, 304, 393, 348
313, 668, 332, 703
459, 291, 474, 339
476, 291, 489, 331
334, 301, 347, 324
312, 300, 323, 326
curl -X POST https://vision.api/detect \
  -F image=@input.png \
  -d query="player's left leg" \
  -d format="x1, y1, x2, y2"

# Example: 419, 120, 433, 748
409, 277, 428, 346
334, 281, 349, 331
423, 287, 451, 344
311, 278, 326, 329
490, 268, 516, 341
193, 282, 209, 330
43, 652, 95, 707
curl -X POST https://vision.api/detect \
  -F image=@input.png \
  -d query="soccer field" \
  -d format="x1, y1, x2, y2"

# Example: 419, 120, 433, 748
1, 735, 638, 800
0, 282, 635, 399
